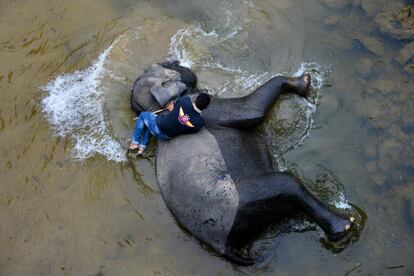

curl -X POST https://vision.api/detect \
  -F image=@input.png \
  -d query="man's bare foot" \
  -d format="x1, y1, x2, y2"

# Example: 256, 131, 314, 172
299, 73, 311, 99
137, 147, 146, 156
303, 73, 311, 90
127, 144, 146, 157
128, 143, 139, 151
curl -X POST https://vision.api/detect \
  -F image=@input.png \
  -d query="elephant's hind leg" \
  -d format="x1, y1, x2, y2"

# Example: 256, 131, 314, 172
225, 172, 355, 257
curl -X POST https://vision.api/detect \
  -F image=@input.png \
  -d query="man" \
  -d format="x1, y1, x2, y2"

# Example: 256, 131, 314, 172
128, 93, 211, 155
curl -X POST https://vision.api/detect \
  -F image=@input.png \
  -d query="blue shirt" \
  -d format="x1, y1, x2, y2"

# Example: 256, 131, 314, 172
156, 96, 205, 138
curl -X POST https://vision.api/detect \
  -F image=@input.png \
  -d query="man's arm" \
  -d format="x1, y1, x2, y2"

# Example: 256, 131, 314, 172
166, 96, 183, 112
166, 101, 174, 112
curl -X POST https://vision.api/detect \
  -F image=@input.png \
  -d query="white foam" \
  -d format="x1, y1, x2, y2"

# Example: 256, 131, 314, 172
169, 25, 218, 68
41, 38, 127, 162
332, 193, 352, 209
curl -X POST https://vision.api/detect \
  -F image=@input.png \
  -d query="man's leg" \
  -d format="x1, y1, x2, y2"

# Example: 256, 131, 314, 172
130, 111, 152, 151
138, 126, 152, 151
131, 113, 146, 144
135, 112, 159, 154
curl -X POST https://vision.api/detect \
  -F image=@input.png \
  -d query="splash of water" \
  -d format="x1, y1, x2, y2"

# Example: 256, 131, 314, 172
169, 25, 218, 68
333, 193, 352, 209
41, 37, 127, 162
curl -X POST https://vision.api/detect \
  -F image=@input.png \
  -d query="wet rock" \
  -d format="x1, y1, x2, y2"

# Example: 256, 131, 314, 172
371, 173, 387, 185
365, 161, 378, 173
375, 6, 414, 41
395, 42, 414, 65
356, 35, 385, 56
403, 63, 414, 74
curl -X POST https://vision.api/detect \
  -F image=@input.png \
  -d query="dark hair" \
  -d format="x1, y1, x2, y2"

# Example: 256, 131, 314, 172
195, 93, 211, 110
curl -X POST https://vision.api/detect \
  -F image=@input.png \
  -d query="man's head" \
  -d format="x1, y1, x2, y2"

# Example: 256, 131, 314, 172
195, 93, 211, 111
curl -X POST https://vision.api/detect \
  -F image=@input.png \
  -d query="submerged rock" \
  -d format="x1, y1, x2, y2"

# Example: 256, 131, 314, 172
359, 0, 381, 17
356, 35, 385, 56
356, 57, 374, 77
395, 41, 414, 65
375, 6, 414, 41
324, 15, 342, 26
369, 78, 396, 95
360, 0, 405, 17
371, 173, 387, 186
403, 63, 414, 74
360, 0, 381, 16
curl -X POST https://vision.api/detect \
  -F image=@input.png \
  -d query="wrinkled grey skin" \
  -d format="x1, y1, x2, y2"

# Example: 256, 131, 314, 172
130, 61, 354, 265
157, 130, 239, 254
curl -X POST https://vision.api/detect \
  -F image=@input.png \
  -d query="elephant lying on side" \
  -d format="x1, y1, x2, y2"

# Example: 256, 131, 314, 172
130, 61, 356, 265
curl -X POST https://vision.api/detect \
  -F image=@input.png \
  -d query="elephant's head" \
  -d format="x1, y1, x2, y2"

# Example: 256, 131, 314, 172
130, 60, 197, 115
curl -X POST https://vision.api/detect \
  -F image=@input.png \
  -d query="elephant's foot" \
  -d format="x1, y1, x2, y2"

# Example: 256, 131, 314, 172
224, 246, 256, 266
326, 216, 356, 242
286, 73, 311, 99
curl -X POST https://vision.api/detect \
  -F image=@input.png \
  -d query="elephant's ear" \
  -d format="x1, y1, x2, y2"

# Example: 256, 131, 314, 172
150, 80, 187, 107
158, 60, 197, 89
130, 61, 196, 114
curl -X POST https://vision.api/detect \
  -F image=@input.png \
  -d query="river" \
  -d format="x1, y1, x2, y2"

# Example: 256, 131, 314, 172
1, 0, 413, 275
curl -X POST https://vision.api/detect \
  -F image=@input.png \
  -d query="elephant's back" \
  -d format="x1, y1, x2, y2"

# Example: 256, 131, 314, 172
156, 129, 239, 253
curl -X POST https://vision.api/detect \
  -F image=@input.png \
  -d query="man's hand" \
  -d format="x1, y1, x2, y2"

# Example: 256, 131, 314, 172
166, 101, 174, 112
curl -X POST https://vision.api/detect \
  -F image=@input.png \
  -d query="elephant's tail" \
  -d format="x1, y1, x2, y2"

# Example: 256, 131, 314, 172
223, 248, 257, 266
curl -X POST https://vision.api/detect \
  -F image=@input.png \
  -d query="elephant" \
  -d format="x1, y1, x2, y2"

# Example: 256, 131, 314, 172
130, 61, 357, 265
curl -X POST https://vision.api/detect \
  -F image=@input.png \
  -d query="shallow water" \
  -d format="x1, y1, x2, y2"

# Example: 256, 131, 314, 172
1, 0, 414, 275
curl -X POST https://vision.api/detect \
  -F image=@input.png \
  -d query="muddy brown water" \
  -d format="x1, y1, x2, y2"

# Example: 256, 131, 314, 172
1, 0, 414, 275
